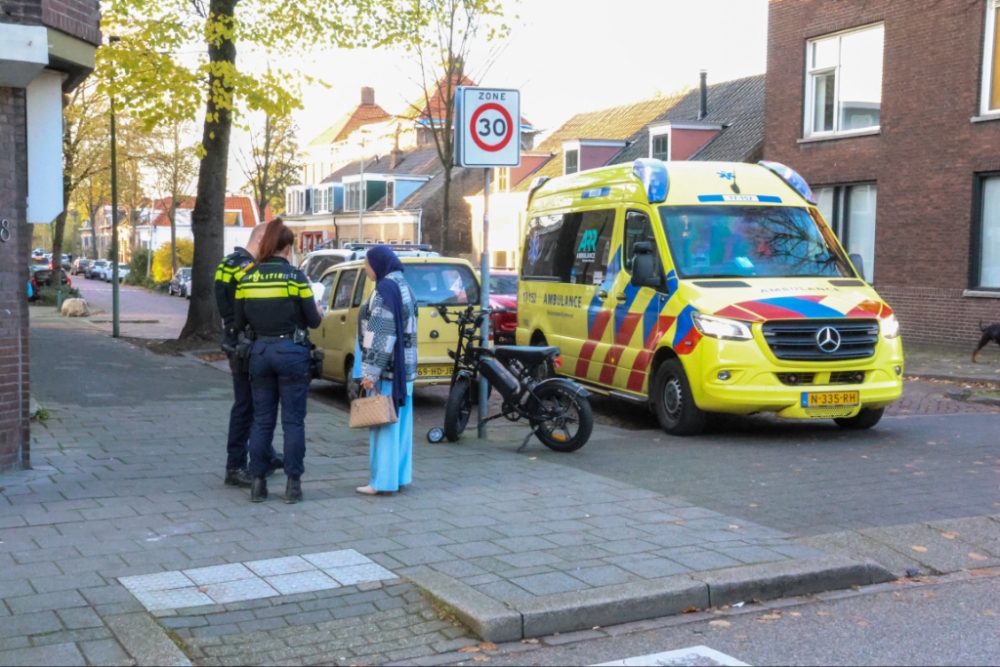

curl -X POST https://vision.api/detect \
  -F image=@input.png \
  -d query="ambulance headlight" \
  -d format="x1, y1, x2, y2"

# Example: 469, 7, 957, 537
881, 315, 900, 339
692, 313, 753, 341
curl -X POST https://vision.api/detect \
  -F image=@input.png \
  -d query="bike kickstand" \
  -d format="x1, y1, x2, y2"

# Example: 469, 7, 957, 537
516, 427, 537, 454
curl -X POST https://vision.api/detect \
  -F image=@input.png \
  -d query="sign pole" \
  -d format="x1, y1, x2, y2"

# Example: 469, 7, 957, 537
478, 168, 491, 439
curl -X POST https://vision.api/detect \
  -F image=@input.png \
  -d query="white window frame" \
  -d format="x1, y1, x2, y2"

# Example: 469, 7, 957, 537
982, 0, 1000, 116
564, 148, 579, 175
803, 23, 884, 139
649, 125, 671, 161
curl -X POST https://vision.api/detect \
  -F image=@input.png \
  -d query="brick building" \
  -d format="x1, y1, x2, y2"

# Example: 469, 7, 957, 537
0, 0, 101, 471
764, 0, 1000, 348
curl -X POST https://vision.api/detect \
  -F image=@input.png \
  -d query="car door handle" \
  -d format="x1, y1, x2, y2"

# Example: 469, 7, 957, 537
616, 293, 628, 302
340, 315, 347, 323
598, 290, 608, 299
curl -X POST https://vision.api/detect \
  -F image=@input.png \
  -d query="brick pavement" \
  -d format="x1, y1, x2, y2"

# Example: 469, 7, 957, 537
0, 314, 849, 665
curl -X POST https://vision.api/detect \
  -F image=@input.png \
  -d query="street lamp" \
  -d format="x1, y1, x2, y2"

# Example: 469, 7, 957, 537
108, 35, 121, 338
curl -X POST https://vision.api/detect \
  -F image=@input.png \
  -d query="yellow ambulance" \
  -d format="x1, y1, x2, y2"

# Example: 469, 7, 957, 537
516, 159, 903, 435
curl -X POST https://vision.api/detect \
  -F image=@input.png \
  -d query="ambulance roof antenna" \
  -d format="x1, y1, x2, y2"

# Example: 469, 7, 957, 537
730, 168, 741, 195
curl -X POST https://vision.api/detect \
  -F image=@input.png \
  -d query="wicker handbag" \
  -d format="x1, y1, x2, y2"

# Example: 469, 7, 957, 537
349, 387, 399, 429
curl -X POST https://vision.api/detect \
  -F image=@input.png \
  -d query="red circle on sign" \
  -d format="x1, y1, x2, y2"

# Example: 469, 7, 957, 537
470, 102, 514, 152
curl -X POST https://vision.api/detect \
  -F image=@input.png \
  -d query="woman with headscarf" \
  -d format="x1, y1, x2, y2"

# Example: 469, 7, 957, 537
356, 245, 418, 495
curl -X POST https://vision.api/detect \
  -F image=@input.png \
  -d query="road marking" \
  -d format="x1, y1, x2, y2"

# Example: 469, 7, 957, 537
119, 549, 396, 612
593, 645, 750, 666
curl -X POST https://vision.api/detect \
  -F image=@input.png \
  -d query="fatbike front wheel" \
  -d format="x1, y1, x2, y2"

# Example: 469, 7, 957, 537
444, 376, 474, 442
529, 384, 593, 453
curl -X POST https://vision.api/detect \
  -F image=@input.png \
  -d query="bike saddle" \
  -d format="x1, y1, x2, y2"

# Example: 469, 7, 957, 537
493, 346, 560, 366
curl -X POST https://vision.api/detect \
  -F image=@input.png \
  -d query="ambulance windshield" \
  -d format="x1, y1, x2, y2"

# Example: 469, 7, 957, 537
659, 205, 854, 279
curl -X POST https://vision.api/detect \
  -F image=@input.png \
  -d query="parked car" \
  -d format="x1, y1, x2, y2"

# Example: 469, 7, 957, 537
87, 260, 108, 279
73, 258, 93, 275
168, 268, 192, 297
488, 271, 518, 345
117, 264, 130, 282
29, 266, 71, 296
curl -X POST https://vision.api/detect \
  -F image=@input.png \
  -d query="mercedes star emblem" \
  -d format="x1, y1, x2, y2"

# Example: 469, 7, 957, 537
816, 326, 842, 353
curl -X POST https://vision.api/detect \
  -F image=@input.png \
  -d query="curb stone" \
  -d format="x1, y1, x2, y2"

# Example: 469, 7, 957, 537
408, 556, 890, 641
105, 613, 193, 667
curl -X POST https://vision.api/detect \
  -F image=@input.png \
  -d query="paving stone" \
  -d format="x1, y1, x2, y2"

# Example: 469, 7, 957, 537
0, 642, 86, 666
6, 590, 88, 614
183, 563, 255, 586
130, 587, 215, 612
56, 607, 105, 630
245, 556, 315, 577
265, 571, 340, 596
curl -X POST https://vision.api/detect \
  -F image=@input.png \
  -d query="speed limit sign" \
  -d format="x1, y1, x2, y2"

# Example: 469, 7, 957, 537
455, 87, 521, 168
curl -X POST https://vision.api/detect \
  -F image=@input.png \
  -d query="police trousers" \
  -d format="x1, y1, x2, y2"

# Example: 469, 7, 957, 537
248, 339, 311, 478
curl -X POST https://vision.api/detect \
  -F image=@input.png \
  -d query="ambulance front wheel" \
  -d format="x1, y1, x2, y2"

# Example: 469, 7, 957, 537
834, 407, 884, 430
651, 359, 707, 436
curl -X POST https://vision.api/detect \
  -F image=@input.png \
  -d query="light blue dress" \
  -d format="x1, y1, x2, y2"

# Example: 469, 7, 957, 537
369, 379, 413, 492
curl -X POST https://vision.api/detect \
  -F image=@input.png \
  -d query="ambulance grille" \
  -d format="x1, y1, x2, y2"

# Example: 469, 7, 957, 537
762, 319, 879, 361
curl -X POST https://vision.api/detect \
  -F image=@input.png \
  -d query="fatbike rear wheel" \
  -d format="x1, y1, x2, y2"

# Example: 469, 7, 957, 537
529, 384, 592, 453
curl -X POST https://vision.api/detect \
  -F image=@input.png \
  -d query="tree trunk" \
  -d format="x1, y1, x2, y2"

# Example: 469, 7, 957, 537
180, 0, 237, 341
169, 204, 177, 274
440, 167, 451, 255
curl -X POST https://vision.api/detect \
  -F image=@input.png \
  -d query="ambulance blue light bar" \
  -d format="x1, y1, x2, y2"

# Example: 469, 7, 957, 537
633, 159, 669, 204
526, 176, 551, 210
758, 161, 817, 205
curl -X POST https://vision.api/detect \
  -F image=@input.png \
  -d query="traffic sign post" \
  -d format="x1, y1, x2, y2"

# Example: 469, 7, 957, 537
455, 87, 521, 439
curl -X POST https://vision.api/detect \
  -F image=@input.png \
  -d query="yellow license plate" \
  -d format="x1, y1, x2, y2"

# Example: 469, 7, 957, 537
417, 365, 452, 378
801, 391, 860, 407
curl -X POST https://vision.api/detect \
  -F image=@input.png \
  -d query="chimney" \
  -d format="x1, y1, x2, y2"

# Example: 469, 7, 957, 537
361, 87, 375, 106
698, 70, 708, 121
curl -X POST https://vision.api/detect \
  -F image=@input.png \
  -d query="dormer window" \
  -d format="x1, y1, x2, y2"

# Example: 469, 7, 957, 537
386, 181, 395, 210
565, 149, 579, 175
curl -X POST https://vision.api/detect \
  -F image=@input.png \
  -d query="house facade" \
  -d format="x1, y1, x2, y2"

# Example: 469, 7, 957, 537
1, 0, 101, 472
764, 0, 1000, 348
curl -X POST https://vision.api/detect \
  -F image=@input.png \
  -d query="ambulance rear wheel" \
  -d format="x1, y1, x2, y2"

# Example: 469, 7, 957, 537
651, 359, 706, 436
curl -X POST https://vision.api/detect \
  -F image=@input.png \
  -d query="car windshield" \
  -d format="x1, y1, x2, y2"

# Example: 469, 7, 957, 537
402, 263, 480, 306
659, 205, 854, 279
489, 275, 518, 294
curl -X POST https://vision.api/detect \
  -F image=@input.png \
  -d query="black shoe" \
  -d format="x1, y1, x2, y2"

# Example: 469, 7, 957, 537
285, 476, 302, 504
267, 455, 284, 477
225, 468, 253, 488
250, 477, 268, 503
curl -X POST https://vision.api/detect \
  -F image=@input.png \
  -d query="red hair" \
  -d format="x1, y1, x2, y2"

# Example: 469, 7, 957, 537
257, 217, 295, 261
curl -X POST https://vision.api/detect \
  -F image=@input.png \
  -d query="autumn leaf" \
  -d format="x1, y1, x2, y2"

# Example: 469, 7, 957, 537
911, 545, 928, 553
473, 656, 491, 663
969, 553, 988, 561
940, 532, 958, 539
479, 643, 497, 651
749, 503, 759, 508
459, 646, 480, 653
817, 611, 829, 616
969, 569, 996, 576
709, 620, 731, 628
857, 620, 869, 627
757, 612, 781, 623
924, 593, 937, 598
789, 611, 801, 617
521, 639, 539, 644
729, 524, 740, 530
683, 607, 699, 613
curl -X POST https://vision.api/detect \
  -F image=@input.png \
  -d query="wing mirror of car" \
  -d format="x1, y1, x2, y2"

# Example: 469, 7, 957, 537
630, 242, 662, 289
849, 253, 867, 282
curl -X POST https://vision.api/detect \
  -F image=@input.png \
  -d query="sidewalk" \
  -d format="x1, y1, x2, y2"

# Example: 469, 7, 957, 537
903, 344, 1000, 385
0, 313, 900, 666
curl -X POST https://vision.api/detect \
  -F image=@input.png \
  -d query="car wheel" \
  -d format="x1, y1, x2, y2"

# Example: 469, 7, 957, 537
345, 359, 361, 402
650, 358, 707, 436
834, 407, 885, 430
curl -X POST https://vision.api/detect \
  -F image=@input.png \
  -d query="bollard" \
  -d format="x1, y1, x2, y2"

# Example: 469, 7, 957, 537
56, 289, 63, 310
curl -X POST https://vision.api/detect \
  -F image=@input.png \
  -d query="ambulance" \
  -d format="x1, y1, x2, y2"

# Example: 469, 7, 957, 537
516, 159, 903, 435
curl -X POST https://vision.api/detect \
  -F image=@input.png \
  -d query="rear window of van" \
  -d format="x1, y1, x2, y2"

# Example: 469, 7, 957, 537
403, 263, 480, 306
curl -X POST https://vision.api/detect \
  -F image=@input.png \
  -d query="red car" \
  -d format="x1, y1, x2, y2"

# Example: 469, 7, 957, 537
488, 272, 518, 345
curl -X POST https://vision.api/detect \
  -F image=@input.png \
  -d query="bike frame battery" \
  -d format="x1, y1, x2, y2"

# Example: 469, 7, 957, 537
479, 357, 520, 402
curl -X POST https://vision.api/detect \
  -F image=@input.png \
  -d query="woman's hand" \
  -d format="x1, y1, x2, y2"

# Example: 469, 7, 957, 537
360, 378, 376, 391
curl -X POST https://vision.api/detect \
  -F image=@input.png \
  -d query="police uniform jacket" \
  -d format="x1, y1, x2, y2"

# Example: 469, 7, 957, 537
234, 257, 322, 338
215, 247, 256, 336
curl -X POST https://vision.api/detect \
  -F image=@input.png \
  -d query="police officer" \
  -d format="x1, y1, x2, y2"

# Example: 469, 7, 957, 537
215, 223, 282, 488
234, 218, 322, 504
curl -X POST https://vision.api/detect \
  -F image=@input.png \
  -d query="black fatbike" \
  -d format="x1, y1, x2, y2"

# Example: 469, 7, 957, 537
436, 304, 593, 453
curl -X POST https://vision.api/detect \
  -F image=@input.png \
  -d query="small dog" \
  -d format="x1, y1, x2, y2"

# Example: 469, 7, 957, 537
972, 320, 1000, 363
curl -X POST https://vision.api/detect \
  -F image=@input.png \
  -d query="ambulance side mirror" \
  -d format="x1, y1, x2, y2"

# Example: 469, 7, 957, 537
630, 242, 661, 289
849, 253, 866, 282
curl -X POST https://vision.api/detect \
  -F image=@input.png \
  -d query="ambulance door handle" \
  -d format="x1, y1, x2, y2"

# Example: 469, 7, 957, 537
615, 293, 627, 302
598, 290, 608, 299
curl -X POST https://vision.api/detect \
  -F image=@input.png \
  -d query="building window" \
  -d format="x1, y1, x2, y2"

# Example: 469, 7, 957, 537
805, 24, 884, 137
651, 133, 670, 161
495, 168, 509, 193
386, 181, 395, 210
815, 184, 877, 282
983, 0, 1000, 114
976, 175, 1000, 289
565, 149, 579, 175
345, 182, 365, 211
314, 187, 327, 213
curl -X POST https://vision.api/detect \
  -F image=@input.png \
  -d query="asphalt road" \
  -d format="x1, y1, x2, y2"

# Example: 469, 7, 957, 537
75, 276, 189, 338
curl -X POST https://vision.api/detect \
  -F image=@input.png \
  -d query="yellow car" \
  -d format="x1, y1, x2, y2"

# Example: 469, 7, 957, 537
314, 255, 481, 397
516, 159, 903, 435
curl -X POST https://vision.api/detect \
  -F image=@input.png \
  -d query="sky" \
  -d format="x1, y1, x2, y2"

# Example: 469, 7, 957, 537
246, 0, 769, 159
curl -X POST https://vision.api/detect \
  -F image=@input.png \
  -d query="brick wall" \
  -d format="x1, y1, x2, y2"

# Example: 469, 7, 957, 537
1, 0, 100, 44
0, 87, 31, 473
764, 0, 1000, 348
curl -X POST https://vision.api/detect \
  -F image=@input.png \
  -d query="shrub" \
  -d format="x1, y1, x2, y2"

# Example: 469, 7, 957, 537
125, 248, 152, 285
152, 239, 194, 283
33, 285, 81, 306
